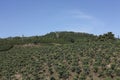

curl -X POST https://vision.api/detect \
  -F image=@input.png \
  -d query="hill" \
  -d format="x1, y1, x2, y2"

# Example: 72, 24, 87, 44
0, 31, 97, 51
0, 31, 120, 80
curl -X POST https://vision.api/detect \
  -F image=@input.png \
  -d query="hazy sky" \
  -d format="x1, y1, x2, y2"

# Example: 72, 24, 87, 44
0, 0, 120, 38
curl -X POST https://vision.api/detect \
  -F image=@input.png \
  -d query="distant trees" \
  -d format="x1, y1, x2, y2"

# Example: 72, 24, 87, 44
98, 32, 115, 41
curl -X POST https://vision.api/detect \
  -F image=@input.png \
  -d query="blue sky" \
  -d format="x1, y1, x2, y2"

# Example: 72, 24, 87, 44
0, 0, 120, 38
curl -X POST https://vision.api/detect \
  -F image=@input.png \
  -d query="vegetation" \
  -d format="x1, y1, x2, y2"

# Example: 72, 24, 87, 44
98, 32, 115, 41
0, 31, 120, 80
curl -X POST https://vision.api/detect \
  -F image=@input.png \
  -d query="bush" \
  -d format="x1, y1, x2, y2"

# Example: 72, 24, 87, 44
0, 44, 13, 51
50, 76, 56, 80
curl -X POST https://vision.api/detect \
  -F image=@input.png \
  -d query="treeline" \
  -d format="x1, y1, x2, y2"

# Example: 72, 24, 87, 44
0, 31, 97, 45
0, 31, 117, 51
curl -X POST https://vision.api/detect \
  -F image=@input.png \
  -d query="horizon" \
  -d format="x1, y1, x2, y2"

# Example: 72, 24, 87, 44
0, 0, 120, 38
0, 31, 118, 39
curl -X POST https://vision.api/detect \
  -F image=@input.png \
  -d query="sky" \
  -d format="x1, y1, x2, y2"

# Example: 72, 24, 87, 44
0, 0, 120, 38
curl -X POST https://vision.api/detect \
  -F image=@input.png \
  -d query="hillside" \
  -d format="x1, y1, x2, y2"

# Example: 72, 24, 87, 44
0, 31, 120, 80
0, 31, 97, 51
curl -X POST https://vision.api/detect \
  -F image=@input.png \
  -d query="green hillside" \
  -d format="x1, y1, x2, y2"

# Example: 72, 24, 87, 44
0, 31, 120, 80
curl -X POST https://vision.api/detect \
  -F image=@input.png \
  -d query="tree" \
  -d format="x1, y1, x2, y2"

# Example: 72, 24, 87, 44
98, 32, 115, 41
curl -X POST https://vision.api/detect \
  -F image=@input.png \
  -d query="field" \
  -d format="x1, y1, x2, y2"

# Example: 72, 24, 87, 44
0, 41, 120, 80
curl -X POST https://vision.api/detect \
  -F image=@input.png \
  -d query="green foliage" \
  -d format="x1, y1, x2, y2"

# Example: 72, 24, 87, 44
50, 76, 56, 80
0, 44, 13, 51
0, 31, 97, 46
0, 39, 13, 51
0, 31, 120, 79
98, 32, 115, 41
